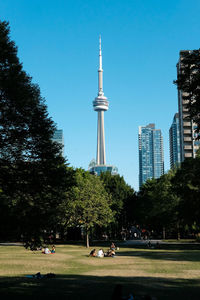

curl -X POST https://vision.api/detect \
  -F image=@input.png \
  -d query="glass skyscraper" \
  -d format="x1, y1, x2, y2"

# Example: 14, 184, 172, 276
169, 113, 181, 169
139, 123, 164, 188
52, 129, 64, 157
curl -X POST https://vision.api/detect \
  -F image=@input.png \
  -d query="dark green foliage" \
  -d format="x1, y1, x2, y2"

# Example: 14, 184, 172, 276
136, 171, 180, 237
63, 169, 114, 247
136, 159, 200, 239
0, 20, 71, 245
0, 21, 60, 161
172, 157, 200, 227
100, 172, 136, 236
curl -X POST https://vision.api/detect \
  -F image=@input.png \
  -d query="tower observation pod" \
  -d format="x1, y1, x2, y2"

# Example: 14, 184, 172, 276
89, 36, 118, 176
93, 35, 109, 165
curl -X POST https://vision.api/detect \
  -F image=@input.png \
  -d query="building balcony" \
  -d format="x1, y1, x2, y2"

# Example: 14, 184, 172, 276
183, 113, 190, 119
184, 153, 193, 158
184, 145, 192, 150
184, 137, 192, 141
182, 92, 189, 97
183, 129, 192, 134
183, 122, 191, 126
182, 99, 190, 104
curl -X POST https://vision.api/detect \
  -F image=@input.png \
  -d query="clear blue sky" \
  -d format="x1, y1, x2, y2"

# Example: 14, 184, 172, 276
1, 0, 200, 191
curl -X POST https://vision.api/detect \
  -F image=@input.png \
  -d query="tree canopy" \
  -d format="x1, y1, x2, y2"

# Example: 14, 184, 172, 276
100, 172, 136, 237
172, 157, 200, 227
0, 20, 70, 246
64, 169, 114, 247
136, 170, 180, 238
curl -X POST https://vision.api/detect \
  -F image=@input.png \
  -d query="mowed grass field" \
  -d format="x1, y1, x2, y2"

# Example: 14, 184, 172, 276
0, 242, 200, 299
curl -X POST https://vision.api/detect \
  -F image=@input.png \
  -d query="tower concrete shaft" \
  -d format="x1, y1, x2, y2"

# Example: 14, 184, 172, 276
93, 36, 109, 165
97, 111, 106, 165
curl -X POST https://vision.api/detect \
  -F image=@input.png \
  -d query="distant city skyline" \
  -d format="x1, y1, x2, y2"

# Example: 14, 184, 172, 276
1, 0, 200, 190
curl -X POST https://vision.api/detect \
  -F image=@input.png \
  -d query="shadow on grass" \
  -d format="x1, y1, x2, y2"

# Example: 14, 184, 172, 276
0, 274, 200, 300
113, 243, 200, 262
116, 249, 200, 262
122, 243, 200, 251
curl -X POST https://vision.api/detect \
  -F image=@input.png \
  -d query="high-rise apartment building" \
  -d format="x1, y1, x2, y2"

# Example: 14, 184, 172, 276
177, 50, 200, 161
139, 123, 164, 188
52, 129, 64, 156
169, 113, 181, 168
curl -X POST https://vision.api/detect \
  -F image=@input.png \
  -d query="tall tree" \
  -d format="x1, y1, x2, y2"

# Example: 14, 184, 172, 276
64, 169, 114, 247
136, 170, 180, 239
0, 20, 70, 246
100, 172, 136, 237
172, 157, 200, 228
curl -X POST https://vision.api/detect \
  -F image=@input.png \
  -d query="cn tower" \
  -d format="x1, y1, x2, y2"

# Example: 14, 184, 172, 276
93, 36, 109, 165
89, 36, 117, 176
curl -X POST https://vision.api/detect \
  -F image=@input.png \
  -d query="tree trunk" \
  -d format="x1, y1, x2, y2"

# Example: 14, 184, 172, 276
177, 222, 180, 240
86, 230, 89, 248
162, 226, 166, 240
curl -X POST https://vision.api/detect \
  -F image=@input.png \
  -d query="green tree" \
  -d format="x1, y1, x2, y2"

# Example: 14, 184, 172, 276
100, 172, 136, 238
172, 157, 200, 228
137, 170, 180, 239
0, 20, 71, 246
64, 169, 113, 247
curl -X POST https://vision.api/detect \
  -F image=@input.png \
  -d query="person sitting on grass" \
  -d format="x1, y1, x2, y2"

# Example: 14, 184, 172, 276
89, 249, 97, 257
110, 242, 116, 250
44, 247, 51, 254
51, 245, 56, 253
104, 249, 115, 257
97, 248, 104, 257
108, 249, 115, 257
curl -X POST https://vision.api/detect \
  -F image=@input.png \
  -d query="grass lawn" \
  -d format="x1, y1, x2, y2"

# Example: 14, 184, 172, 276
0, 242, 200, 299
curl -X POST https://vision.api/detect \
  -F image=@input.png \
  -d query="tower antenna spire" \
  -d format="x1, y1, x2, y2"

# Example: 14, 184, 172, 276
98, 35, 103, 95
99, 35, 102, 70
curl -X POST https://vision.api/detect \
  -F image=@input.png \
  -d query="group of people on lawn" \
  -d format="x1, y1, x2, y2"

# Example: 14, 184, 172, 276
41, 245, 56, 254
89, 242, 117, 258
40, 242, 118, 257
